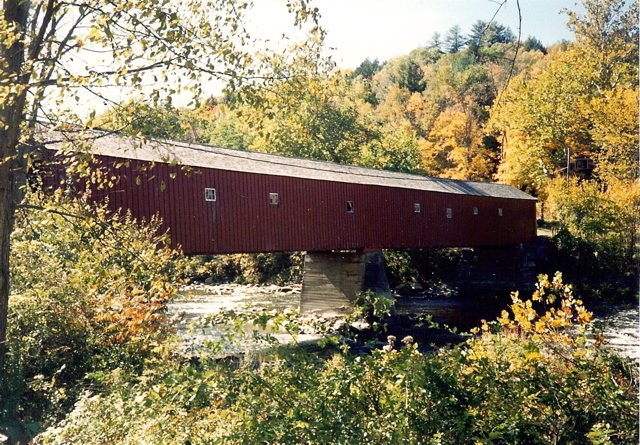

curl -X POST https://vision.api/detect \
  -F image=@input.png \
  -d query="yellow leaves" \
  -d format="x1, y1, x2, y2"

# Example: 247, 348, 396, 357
293, 420, 310, 429
489, 272, 597, 352
463, 365, 477, 375
420, 105, 494, 180
547, 177, 639, 261
549, 317, 565, 329
497, 310, 511, 326
576, 306, 593, 324
87, 26, 102, 42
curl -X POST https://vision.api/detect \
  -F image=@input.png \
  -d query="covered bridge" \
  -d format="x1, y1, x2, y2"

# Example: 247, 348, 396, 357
44, 133, 537, 312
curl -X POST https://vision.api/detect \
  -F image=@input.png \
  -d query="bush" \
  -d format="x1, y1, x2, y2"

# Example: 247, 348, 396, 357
2, 192, 183, 423
545, 178, 639, 305
384, 248, 462, 288
37, 274, 639, 444
549, 228, 637, 305
181, 252, 303, 285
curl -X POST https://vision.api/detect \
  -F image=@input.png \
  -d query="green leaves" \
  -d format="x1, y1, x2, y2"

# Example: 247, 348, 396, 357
5, 192, 183, 421
35, 276, 639, 444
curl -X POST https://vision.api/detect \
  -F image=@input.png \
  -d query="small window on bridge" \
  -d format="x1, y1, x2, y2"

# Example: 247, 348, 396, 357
446, 208, 453, 219
270, 193, 279, 205
473, 207, 478, 215
205, 188, 216, 202
414, 203, 421, 213
498, 208, 503, 216
347, 201, 355, 213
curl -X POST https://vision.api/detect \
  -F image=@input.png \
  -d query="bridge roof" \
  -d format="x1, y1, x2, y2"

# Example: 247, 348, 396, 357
47, 132, 536, 201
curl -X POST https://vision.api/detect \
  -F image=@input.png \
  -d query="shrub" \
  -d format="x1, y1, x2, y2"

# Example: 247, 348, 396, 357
37, 274, 639, 444
384, 248, 462, 288
181, 252, 303, 285
549, 228, 637, 305
545, 177, 639, 304
2, 192, 183, 423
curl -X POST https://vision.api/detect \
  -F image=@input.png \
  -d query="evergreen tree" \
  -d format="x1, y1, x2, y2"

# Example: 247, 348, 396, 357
444, 25, 466, 53
353, 58, 383, 80
428, 31, 443, 52
523, 36, 547, 54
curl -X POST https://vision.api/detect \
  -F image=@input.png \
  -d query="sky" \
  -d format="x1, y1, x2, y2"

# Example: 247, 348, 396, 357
248, 0, 585, 69
72, 0, 587, 112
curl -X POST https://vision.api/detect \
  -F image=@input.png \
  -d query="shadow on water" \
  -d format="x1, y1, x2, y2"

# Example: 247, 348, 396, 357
395, 295, 508, 332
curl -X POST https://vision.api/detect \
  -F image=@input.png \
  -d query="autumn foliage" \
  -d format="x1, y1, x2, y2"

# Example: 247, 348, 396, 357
3, 192, 182, 421
1, 0, 638, 442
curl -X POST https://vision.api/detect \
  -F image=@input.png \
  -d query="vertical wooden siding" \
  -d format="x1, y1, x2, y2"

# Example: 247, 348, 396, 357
86, 155, 536, 254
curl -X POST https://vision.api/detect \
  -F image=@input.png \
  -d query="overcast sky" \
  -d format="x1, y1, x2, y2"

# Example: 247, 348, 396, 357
249, 0, 584, 69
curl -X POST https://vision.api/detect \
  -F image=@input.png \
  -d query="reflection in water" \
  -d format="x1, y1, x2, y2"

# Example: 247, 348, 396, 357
168, 284, 638, 359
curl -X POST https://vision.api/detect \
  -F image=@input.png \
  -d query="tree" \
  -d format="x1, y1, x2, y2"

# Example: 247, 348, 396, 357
490, 0, 638, 194
587, 86, 639, 182
467, 20, 515, 58
564, 0, 638, 89
359, 126, 422, 174
490, 49, 594, 195
236, 34, 375, 164
522, 36, 547, 54
388, 56, 426, 93
205, 105, 254, 150
353, 57, 383, 80
0, 0, 319, 370
419, 104, 494, 180
427, 31, 443, 52
444, 25, 466, 53
421, 52, 494, 118
490, 0, 638, 274
547, 177, 639, 268
96, 102, 209, 142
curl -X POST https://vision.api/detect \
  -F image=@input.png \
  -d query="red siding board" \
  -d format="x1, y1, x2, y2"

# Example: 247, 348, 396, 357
73, 154, 536, 255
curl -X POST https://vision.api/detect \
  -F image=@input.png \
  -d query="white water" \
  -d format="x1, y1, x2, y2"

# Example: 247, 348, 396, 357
168, 283, 315, 355
596, 308, 639, 360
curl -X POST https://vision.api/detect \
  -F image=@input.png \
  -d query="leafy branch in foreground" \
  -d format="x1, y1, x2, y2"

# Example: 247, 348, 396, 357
0, 0, 323, 371
2, 191, 184, 423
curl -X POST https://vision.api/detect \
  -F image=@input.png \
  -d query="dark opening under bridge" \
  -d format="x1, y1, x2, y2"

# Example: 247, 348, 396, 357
44, 133, 537, 313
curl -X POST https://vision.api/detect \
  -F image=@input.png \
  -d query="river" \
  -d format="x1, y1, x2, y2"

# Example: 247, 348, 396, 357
169, 283, 639, 359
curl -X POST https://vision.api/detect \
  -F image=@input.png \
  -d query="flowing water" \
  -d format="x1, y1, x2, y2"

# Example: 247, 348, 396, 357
594, 308, 639, 360
168, 283, 311, 354
168, 283, 639, 359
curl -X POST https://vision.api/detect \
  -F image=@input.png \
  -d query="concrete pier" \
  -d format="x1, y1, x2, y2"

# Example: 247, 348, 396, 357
300, 251, 392, 315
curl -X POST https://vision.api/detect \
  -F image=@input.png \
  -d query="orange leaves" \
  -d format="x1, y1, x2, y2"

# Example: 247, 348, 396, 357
93, 285, 172, 348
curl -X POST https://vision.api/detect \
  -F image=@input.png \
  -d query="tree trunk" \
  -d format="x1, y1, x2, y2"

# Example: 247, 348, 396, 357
0, 144, 14, 372
0, 1, 30, 372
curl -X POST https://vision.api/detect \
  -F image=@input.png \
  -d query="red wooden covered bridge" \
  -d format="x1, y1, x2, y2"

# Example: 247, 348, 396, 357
44, 132, 537, 313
